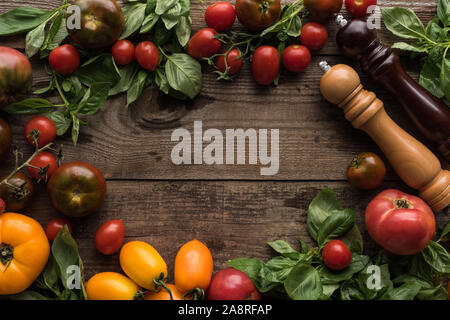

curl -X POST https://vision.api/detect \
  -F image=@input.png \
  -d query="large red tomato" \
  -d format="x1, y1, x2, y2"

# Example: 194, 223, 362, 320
365, 189, 436, 255
0, 47, 32, 108
67, 0, 125, 49
207, 268, 261, 300
235, 0, 281, 31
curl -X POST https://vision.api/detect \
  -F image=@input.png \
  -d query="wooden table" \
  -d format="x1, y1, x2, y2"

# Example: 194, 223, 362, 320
0, 0, 448, 281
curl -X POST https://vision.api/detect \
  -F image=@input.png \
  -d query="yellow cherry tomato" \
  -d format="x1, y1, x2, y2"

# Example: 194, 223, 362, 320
0, 212, 50, 295
175, 239, 213, 294
86, 272, 141, 300
144, 284, 184, 300
119, 241, 167, 290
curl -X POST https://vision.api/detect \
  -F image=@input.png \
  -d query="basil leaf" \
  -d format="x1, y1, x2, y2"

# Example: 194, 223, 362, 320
381, 7, 426, 40
42, 256, 60, 295
416, 284, 448, 300
140, 13, 159, 33
146, 0, 157, 14
438, 0, 450, 26
165, 53, 202, 99
3, 98, 55, 115
425, 18, 443, 41
267, 240, 301, 260
0, 7, 55, 36
318, 254, 371, 284
317, 209, 356, 246
25, 21, 47, 58
33, 78, 55, 95
307, 188, 342, 241
162, 3, 181, 30
421, 241, 450, 274
155, 68, 170, 95
120, 2, 146, 39
175, 16, 191, 47
322, 283, 339, 298
126, 70, 149, 107
284, 263, 322, 300
48, 110, 72, 136
391, 42, 428, 53
154, 19, 173, 45
357, 264, 393, 299
41, 11, 67, 57
286, 14, 302, 37
109, 63, 140, 96
74, 54, 120, 87
227, 258, 279, 293
340, 280, 365, 300
179, 0, 190, 17
11, 291, 49, 300
440, 48, 450, 101
155, 0, 178, 15
379, 282, 421, 300
439, 220, 450, 242
420, 54, 445, 98
77, 83, 110, 115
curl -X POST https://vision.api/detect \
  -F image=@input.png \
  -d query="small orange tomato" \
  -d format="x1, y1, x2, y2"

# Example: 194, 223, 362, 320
144, 284, 184, 300
85, 272, 141, 300
174, 239, 213, 294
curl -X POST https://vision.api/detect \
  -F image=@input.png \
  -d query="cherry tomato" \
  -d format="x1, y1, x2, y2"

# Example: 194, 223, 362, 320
111, 40, 135, 65
207, 268, 261, 300
300, 22, 328, 51
94, 219, 125, 255
282, 45, 311, 73
205, 2, 236, 32
135, 41, 160, 71
0, 173, 34, 212
0, 198, 5, 214
25, 116, 57, 148
27, 151, 58, 181
305, 0, 343, 22
46, 218, 72, 242
347, 152, 386, 190
144, 284, 184, 300
235, 0, 281, 32
86, 272, 140, 300
187, 28, 221, 59
174, 239, 214, 295
322, 240, 352, 271
345, 0, 377, 18
215, 49, 244, 75
0, 118, 12, 159
49, 44, 80, 75
252, 46, 280, 85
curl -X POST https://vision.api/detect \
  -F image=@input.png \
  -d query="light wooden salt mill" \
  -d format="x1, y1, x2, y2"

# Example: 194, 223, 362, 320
319, 62, 449, 212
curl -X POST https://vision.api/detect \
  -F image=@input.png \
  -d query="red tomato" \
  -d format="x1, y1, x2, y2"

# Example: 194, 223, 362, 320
95, 219, 125, 255
25, 116, 57, 148
187, 28, 221, 59
49, 44, 80, 75
205, 2, 236, 32
365, 189, 436, 256
0, 197, 5, 214
252, 46, 279, 85
345, 0, 378, 18
282, 45, 311, 72
322, 240, 352, 270
111, 40, 135, 65
214, 49, 243, 75
300, 22, 328, 51
27, 151, 58, 180
46, 218, 73, 242
207, 268, 261, 300
135, 41, 160, 71
347, 152, 386, 190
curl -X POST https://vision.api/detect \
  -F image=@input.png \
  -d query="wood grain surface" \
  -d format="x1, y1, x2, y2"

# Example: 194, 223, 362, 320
0, 0, 448, 281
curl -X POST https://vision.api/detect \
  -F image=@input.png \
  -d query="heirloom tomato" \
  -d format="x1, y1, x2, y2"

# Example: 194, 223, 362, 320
27, 151, 58, 180
207, 268, 261, 300
235, 0, 281, 32
347, 152, 386, 190
187, 28, 221, 59
45, 218, 72, 242
304, 0, 343, 22
0, 173, 34, 212
322, 240, 352, 270
67, 0, 125, 49
120, 241, 168, 291
111, 40, 135, 65
345, 0, 377, 18
144, 284, 184, 300
0, 47, 32, 108
24, 116, 57, 148
300, 22, 328, 51
205, 1, 236, 32
47, 162, 106, 218
365, 189, 436, 255
0, 213, 50, 295
215, 49, 244, 75
94, 219, 125, 255
0, 118, 12, 159
252, 46, 280, 85
135, 41, 160, 71
86, 272, 141, 300
282, 45, 311, 72
49, 44, 80, 75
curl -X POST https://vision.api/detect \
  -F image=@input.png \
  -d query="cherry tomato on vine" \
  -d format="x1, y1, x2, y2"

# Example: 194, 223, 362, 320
135, 41, 160, 71
0, 198, 5, 214
111, 40, 135, 65
235, 0, 281, 32
27, 151, 58, 180
215, 49, 244, 75
252, 46, 280, 85
25, 116, 57, 148
49, 44, 80, 75
187, 28, 221, 59
0, 173, 34, 212
345, 0, 377, 18
300, 22, 328, 51
95, 219, 125, 255
46, 218, 72, 242
322, 240, 352, 271
282, 45, 311, 73
304, 0, 343, 23
205, 2, 236, 32
347, 152, 386, 190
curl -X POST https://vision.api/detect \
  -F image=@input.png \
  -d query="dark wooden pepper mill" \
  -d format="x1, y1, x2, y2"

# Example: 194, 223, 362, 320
336, 17, 450, 163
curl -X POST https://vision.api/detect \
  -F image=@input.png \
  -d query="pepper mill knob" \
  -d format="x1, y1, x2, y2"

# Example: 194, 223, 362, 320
320, 63, 450, 212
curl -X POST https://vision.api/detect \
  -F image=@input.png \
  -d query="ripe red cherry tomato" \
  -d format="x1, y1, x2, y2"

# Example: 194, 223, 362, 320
187, 28, 221, 59
27, 151, 58, 180
0, 198, 5, 214
49, 44, 80, 75
322, 240, 352, 271
252, 45, 280, 85
46, 218, 73, 242
207, 268, 261, 300
95, 219, 125, 255
111, 40, 135, 65
215, 49, 244, 75
300, 22, 328, 51
282, 45, 311, 72
205, 2, 236, 32
135, 41, 160, 71
345, 0, 378, 18
347, 152, 386, 190
25, 116, 57, 148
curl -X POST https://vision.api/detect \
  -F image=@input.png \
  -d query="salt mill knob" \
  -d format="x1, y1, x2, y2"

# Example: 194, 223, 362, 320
320, 63, 450, 212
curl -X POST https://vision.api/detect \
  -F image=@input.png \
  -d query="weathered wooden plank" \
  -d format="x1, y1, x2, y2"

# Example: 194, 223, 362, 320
23, 180, 449, 279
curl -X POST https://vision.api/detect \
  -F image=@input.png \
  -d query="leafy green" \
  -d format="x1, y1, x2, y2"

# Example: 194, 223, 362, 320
421, 241, 450, 274
284, 263, 322, 300
0, 7, 57, 36
317, 209, 356, 247
165, 53, 202, 99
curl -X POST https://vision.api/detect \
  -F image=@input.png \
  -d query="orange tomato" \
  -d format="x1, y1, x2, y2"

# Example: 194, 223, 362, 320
144, 284, 184, 300
86, 272, 141, 300
174, 239, 213, 294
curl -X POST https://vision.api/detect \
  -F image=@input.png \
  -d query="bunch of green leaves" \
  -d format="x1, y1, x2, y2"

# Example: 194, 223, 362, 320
382, 0, 450, 101
7, 226, 88, 300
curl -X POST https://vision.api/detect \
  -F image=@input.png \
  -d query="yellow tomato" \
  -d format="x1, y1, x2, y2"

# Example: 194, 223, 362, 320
86, 272, 141, 300
0, 212, 50, 295
119, 241, 167, 290
144, 284, 184, 300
